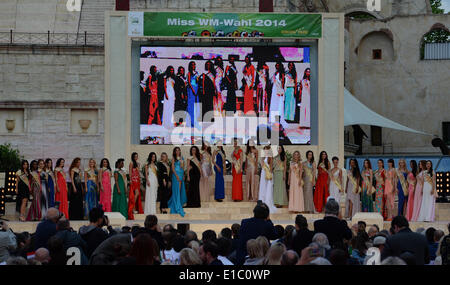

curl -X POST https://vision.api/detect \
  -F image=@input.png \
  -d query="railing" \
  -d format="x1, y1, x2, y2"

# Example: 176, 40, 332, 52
0, 31, 104, 46
424, 42, 450, 60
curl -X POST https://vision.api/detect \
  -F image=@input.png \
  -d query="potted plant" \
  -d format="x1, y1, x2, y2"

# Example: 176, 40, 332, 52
0, 143, 22, 190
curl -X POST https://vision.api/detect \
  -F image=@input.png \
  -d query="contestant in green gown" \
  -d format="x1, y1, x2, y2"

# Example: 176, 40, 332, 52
112, 158, 128, 219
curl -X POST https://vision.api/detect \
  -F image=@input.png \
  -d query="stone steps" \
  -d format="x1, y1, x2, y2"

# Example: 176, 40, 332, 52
78, 0, 115, 34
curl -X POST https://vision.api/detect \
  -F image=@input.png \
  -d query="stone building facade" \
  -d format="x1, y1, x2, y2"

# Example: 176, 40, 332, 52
0, 0, 447, 166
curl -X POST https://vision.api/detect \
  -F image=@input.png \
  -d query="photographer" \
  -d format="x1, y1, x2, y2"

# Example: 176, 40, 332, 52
0, 221, 17, 263
79, 207, 117, 258
54, 219, 88, 265
34, 207, 62, 250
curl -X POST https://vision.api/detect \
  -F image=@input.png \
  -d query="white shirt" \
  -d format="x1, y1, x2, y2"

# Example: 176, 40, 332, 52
218, 255, 234, 265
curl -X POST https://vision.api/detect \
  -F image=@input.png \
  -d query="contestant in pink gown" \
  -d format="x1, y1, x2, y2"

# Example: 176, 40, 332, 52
99, 158, 112, 212
406, 160, 418, 221
411, 161, 426, 221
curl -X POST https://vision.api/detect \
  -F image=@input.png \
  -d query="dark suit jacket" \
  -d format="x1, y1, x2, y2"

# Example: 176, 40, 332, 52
34, 219, 57, 250
313, 216, 352, 250
236, 218, 278, 265
381, 228, 430, 265
292, 228, 314, 256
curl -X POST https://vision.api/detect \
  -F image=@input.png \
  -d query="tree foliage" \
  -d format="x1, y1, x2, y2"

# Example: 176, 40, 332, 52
0, 144, 22, 172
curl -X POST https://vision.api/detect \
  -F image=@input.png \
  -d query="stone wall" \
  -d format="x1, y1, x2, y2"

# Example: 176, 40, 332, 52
0, 46, 105, 168
346, 14, 450, 155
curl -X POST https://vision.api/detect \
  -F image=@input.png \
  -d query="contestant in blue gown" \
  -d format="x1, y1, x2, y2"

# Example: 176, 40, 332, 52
168, 149, 186, 217
187, 61, 201, 130
214, 147, 225, 201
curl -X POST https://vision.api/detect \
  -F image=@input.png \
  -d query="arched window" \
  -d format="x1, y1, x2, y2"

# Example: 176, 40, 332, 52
420, 23, 450, 60
356, 30, 394, 62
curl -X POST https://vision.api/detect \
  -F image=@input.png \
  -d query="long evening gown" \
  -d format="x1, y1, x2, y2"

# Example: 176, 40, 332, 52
288, 162, 304, 212
214, 67, 224, 115
224, 64, 237, 112
232, 149, 243, 201
329, 169, 342, 203
145, 164, 158, 215
417, 172, 436, 222
314, 163, 330, 213
259, 157, 277, 214
411, 171, 424, 221
200, 72, 215, 118
243, 64, 255, 114
269, 72, 287, 127
15, 170, 30, 214
46, 170, 55, 208
345, 172, 361, 218
157, 162, 171, 211
384, 169, 396, 219
256, 68, 269, 114
85, 169, 98, 217
284, 72, 296, 121
246, 152, 258, 202
55, 168, 69, 219
168, 159, 186, 216
39, 170, 49, 218
69, 170, 84, 220
273, 155, 288, 206
26, 171, 42, 221
406, 172, 416, 221
187, 71, 200, 128
100, 168, 112, 212
373, 169, 385, 216
302, 162, 315, 212
187, 159, 201, 208
163, 76, 176, 135
112, 169, 128, 219
200, 152, 212, 202
361, 170, 374, 212
128, 166, 143, 220
396, 170, 408, 216
299, 78, 310, 127
214, 152, 225, 200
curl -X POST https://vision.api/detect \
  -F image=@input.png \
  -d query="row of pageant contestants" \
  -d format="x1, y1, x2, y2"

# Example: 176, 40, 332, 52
141, 56, 311, 129
345, 158, 437, 222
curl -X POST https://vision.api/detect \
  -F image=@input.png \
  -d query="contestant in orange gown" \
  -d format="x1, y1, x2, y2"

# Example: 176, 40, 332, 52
232, 138, 243, 201
54, 158, 69, 219
242, 56, 256, 115
314, 151, 331, 213
128, 152, 143, 220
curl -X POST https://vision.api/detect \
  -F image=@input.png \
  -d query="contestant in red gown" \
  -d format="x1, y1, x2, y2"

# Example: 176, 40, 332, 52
232, 138, 244, 201
128, 152, 143, 220
242, 56, 256, 115
314, 151, 331, 213
54, 158, 69, 219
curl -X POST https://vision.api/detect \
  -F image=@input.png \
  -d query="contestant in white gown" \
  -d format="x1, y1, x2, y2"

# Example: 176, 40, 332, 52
145, 153, 159, 215
417, 161, 436, 222
162, 67, 176, 140
258, 147, 277, 214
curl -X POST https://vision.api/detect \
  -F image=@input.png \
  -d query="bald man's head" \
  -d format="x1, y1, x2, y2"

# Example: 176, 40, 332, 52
35, 248, 51, 263
46, 208, 60, 222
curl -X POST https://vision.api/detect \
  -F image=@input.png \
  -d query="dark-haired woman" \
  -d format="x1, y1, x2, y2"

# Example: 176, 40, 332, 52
412, 160, 426, 221
245, 139, 259, 202
284, 62, 297, 121
112, 158, 128, 219
162, 66, 176, 134
44, 158, 56, 208
314, 151, 330, 213
214, 57, 224, 115
16, 160, 31, 222
302, 151, 316, 213
26, 160, 42, 221
54, 158, 69, 219
361, 159, 374, 212
385, 159, 397, 221
396, 159, 409, 216
373, 159, 386, 216
99, 158, 112, 212
242, 55, 255, 114
187, 61, 200, 129
157, 152, 171, 213
213, 143, 225, 201
128, 152, 143, 220
37, 159, 48, 217
273, 145, 288, 207
187, 146, 202, 208
200, 61, 215, 119
256, 61, 269, 115
299, 68, 311, 128
288, 151, 304, 212
84, 159, 98, 217
145, 152, 158, 215
169, 147, 186, 217
269, 62, 286, 126
345, 159, 361, 219
406, 160, 418, 221
231, 138, 244, 201
417, 160, 437, 222
200, 142, 213, 202
69, 158, 84, 220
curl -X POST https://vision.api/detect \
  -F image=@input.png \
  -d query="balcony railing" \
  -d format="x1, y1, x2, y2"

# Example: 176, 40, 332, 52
0, 31, 104, 46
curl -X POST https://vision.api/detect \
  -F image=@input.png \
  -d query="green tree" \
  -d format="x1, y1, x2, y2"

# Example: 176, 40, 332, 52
430, 0, 445, 14
0, 144, 22, 172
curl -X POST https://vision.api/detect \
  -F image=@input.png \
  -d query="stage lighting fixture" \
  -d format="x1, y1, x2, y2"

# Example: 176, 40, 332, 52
5, 171, 16, 195
0, 187, 5, 215
436, 172, 450, 201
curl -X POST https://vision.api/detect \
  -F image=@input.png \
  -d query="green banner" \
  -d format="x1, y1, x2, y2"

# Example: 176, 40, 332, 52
141, 12, 322, 38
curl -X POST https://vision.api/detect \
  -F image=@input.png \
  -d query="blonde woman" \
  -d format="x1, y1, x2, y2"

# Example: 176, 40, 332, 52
84, 158, 98, 216
200, 142, 213, 202
396, 159, 409, 216
288, 151, 304, 213
245, 139, 259, 202
244, 239, 264, 265
345, 159, 362, 219
259, 146, 277, 214
302, 151, 316, 213
262, 242, 286, 265
179, 248, 202, 265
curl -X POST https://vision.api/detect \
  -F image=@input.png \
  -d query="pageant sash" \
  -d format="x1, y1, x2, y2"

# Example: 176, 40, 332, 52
119, 169, 128, 185
374, 169, 385, 185
348, 173, 361, 194
233, 150, 242, 173
189, 156, 202, 173
362, 171, 375, 195
303, 163, 314, 182
17, 170, 30, 188
331, 170, 343, 192
396, 169, 409, 197
263, 160, 273, 180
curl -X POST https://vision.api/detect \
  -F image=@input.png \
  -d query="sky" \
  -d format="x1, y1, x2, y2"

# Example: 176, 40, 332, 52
442, 0, 450, 13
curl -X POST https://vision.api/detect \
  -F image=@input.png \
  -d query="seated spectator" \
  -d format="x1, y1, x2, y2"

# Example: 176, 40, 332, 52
54, 219, 88, 265
425, 227, 437, 260
236, 203, 277, 265
179, 248, 202, 265
231, 223, 240, 251
34, 248, 51, 265
188, 240, 200, 255
34, 208, 61, 250
220, 228, 232, 240
162, 230, 180, 264
368, 224, 379, 241
216, 237, 233, 265
272, 225, 285, 243
0, 221, 17, 263
381, 216, 430, 265
243, 239, 264, 265
79, 207, 117, 258
6, 256, 27, 265
142, 215, 164, 250
429, 229, 444, 262
279, 225, 296, 250
89, 233, 133, 265
199, 241, 223, 265
297, 243, 330, 265
280, 250, 299, 265
312, 233, 331, 258
314, 199, 352, 251
163, 224, 175, 233
399, 251, 416, 265
117, 233, 159, 265
293, 214, 314, 257
47, 236, 68, 265
350, 233, 368, 265
438, 223, 450, 265
328, 249, 349, 265
415, 227, 426, 235
184, 230, 198, 246
262, 242, 286, 265
380, 256, 406, 265
256, 236, 270, 257
202, 230, 217, 244
12, 232, 31, 259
